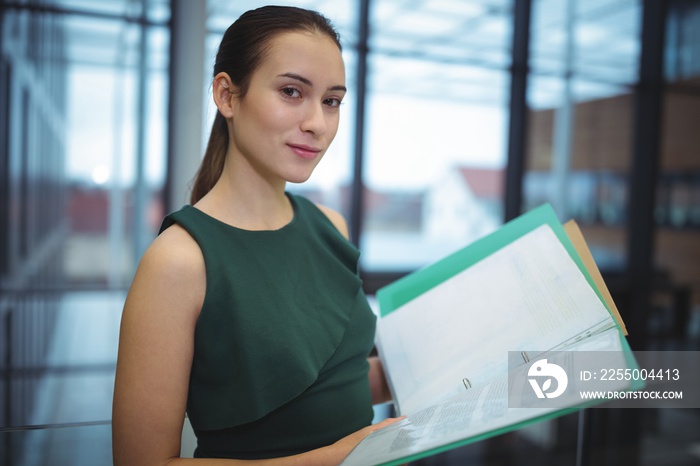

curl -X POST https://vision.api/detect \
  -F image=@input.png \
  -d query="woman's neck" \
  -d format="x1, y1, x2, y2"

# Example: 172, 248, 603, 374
194, 160, 293, 231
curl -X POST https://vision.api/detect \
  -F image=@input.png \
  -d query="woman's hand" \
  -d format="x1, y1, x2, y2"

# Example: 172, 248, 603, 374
323, 416, 406, 465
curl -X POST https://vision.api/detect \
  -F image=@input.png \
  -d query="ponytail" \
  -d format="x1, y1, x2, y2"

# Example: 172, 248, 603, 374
190, 112, 228, 204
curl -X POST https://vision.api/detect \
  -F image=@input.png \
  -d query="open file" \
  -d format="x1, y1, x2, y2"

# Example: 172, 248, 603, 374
342, 204, 638, 466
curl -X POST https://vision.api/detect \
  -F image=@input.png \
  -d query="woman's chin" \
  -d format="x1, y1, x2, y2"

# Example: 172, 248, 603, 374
284, 168, 318, 185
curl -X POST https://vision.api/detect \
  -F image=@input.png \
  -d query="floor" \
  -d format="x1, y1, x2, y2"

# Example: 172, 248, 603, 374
0, 291, 699, 466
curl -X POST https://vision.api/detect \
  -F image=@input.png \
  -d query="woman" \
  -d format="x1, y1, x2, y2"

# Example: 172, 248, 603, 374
112, 5, 401, 465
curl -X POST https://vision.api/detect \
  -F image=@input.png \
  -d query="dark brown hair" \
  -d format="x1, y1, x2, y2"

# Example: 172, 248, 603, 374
189, 6, 342, 204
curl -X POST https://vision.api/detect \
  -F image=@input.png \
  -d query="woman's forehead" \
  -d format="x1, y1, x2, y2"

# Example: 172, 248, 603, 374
259, 31, 346, 83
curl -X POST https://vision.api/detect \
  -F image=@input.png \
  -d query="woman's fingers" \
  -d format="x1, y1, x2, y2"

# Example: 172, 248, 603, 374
369, 415, 407, 433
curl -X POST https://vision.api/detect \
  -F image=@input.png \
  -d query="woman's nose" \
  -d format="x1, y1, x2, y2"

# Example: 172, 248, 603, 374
299, 102, 326, 136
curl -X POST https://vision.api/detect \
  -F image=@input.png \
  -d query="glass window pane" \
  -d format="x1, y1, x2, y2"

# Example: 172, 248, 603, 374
49, 0, 131, 16
524, 0, 642, 271
655, 0, 700, 330
63, 17, 168, 286
362, 0, 512, 270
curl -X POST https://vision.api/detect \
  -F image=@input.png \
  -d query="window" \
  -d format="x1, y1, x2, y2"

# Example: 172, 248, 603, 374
0, 3, 169, 287
362, 0, 512, 270
524, 0, 642, 269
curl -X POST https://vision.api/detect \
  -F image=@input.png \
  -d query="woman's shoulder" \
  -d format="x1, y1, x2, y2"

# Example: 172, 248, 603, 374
122, 221, 205, 325
289, 193, 349, 239
139, 222, 205, 288
312, 203, 350, 240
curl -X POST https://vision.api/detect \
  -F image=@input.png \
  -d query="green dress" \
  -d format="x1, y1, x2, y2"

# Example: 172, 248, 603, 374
159, 193, 377, 459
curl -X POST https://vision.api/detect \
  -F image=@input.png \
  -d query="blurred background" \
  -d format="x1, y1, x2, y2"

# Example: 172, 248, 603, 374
0, 0, 699, 464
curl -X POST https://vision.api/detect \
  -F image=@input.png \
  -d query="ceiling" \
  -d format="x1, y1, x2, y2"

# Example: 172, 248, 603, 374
10, 0, 697, 107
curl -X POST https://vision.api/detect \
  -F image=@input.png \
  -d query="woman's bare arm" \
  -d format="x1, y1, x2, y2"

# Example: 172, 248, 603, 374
368, 356, 392, 405
112, 225, 206, 465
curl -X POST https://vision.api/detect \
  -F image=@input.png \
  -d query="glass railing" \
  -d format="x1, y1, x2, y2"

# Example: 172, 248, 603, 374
0, 289, 125, 465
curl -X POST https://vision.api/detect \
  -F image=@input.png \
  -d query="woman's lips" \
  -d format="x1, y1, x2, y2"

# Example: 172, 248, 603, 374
288, 143, 322, 160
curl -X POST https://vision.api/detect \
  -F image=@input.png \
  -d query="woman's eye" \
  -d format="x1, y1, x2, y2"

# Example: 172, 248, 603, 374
324, 98, 342, 108
282, 87, 301, 98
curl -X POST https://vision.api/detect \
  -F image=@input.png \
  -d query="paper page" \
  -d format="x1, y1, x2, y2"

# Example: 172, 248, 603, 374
377, 224, 614, 415
342, 377, 519, 466
343, 330, 626, 466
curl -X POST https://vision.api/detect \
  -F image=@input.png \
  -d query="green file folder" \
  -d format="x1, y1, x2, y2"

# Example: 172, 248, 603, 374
342, 204, 640, 466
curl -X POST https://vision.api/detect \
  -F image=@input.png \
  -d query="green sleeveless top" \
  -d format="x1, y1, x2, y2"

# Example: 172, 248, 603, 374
159, 193, 377, 459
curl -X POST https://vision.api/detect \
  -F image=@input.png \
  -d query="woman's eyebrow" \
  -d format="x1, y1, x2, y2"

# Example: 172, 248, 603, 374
278, 72, 347, 93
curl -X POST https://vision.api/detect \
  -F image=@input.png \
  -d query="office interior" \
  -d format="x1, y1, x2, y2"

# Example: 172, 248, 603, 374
1, 0, 699, 464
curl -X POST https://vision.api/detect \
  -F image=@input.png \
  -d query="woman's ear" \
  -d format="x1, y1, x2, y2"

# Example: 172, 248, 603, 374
213, 72, 237, 118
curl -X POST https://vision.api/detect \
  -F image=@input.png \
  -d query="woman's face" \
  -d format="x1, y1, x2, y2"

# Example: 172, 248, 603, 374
228, 31, 346, 185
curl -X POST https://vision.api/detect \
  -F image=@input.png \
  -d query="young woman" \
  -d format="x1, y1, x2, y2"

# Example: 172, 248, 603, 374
112, 6, 400, 465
